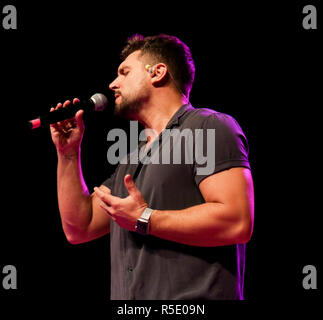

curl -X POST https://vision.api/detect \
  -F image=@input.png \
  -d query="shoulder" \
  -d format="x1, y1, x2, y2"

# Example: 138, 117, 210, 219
182, 105, 244, 133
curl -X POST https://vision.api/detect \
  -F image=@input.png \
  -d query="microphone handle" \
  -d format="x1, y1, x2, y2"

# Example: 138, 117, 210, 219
28, 99, 93, 129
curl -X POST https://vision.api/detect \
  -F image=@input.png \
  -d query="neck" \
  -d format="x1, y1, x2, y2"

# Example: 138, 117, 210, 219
136, 91, 188, 135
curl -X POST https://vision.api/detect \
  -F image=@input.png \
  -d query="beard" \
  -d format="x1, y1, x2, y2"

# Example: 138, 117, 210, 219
114, 83, 150, 120
114, 95, 141, 120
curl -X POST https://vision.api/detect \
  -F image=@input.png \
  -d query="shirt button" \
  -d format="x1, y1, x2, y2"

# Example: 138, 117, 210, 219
127, 267, 133, 272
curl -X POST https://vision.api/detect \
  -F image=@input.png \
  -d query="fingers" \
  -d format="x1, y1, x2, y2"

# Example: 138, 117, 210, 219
50, 98, 81, 133
73, 98, 80, 105
94, 186, 121, 206
98, 185, 112, 193
63, 100, 71, 108
75, 109, 84, 129
94, 186, 117, 218
94, 186, 115, 205
98, 200, 115, 220
124, 174, 140, 197
50, 102, 63, 131
61, 100, 76, 128
70, 98, 84, 129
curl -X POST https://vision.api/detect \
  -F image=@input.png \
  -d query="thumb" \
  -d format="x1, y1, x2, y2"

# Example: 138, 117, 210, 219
124, 174, 139, 196
73, 98, 84, 129
75, 109, 84, 129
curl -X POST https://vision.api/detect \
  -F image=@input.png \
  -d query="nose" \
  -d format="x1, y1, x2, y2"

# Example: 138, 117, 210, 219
109, 77, 120, 91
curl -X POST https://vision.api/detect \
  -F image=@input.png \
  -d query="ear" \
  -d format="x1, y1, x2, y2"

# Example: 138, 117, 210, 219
150, 63, 168, 86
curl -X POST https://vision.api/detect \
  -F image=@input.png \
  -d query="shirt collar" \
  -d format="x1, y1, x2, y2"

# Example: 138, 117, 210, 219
165, 103, 195, 129
137, 103, 195, 151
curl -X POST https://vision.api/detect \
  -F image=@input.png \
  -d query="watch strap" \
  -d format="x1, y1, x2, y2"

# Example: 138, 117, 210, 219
140, 207, 154, 221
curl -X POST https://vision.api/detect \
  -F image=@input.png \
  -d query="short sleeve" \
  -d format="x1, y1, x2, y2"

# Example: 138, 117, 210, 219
101, 165, 119, 189
194, 112, 250, 186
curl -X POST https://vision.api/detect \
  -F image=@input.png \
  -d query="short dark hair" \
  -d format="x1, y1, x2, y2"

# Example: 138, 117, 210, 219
121, 34, 195, 98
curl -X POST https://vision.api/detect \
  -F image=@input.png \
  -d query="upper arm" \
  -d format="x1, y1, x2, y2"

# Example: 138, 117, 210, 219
199, 167, 254, 240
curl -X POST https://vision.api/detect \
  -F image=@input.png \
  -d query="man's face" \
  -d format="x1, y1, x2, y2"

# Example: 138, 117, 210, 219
109, 50, 151, 119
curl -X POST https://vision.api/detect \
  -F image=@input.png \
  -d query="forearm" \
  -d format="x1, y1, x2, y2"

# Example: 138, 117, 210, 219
57, 149, 92, 230
149, 202, 251, 247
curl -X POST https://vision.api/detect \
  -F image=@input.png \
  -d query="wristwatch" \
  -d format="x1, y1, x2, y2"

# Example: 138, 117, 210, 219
135, 208, 154, 235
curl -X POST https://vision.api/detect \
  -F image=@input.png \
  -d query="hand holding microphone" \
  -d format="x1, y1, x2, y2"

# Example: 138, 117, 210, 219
27, 92, 108, 156
28, 93, 108, 157
50, 98, 85, 157
28, 93, 108, 129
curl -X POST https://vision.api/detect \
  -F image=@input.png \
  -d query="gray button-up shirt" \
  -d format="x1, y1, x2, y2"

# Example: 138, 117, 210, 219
104, 104, 250, 300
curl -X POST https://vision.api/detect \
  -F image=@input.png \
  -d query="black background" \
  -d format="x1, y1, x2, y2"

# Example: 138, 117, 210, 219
0, 0, 321, 314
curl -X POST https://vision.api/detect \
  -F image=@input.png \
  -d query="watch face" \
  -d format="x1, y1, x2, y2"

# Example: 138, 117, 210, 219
136, 219, 148, 235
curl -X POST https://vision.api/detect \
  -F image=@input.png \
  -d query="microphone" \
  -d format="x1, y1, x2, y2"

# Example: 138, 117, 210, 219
28, 93, 108, 129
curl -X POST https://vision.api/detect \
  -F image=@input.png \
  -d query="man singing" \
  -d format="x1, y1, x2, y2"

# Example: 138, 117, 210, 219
50, 34, 254, 300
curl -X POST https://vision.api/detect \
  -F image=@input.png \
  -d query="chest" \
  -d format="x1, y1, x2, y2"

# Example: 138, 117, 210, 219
112, 160, 203, 210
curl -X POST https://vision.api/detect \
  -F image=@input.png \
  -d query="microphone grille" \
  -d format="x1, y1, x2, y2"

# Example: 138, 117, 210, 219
90, 93, 108, 112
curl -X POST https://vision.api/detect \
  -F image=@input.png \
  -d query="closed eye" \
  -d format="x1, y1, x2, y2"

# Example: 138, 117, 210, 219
118, 66, 130, 76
